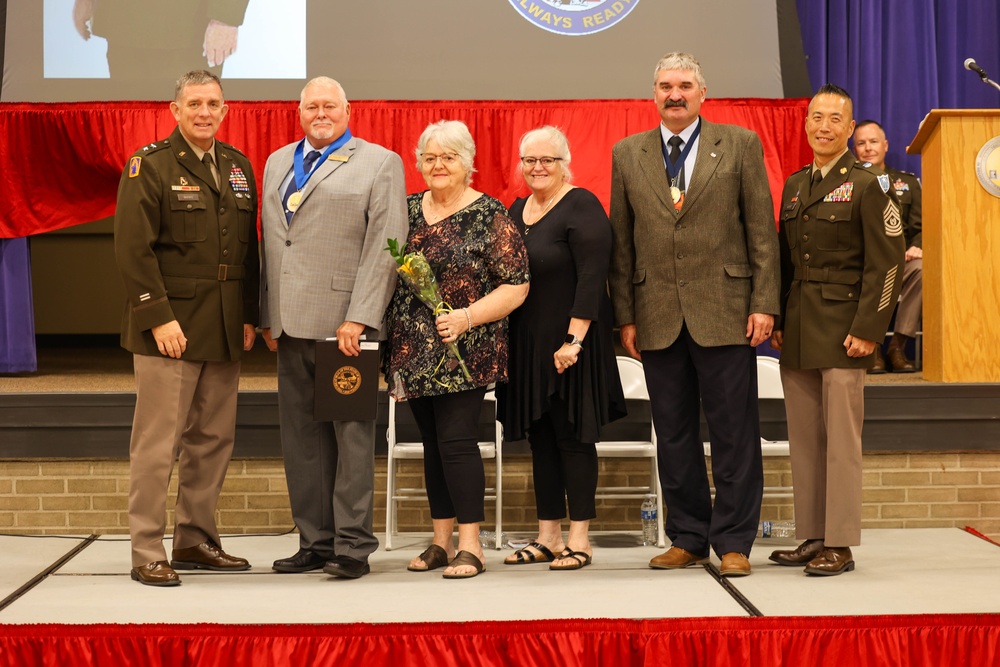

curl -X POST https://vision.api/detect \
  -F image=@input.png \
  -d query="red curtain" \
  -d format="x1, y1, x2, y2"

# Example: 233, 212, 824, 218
0, 99, 811, 239
0, 615, 996, 666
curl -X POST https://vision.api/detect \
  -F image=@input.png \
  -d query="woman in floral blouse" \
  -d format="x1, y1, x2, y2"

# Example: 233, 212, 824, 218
384, 120, 529, 579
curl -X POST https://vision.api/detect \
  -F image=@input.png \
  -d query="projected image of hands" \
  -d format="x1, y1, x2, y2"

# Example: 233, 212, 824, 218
47, 0, 306, 80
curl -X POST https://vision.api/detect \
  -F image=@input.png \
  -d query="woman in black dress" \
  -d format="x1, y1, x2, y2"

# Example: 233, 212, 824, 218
498, 126, 626, 570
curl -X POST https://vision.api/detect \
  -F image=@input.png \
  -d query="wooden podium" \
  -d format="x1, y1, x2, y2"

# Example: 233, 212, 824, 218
908, 110, 1000, 382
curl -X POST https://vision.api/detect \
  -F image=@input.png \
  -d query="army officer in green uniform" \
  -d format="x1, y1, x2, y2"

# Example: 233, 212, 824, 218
114, 70, 259, 587
769, 84, 904, 577
73, 0, 249, 78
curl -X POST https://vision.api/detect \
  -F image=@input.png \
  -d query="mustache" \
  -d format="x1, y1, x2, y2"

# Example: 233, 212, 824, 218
663, 99, 688, 109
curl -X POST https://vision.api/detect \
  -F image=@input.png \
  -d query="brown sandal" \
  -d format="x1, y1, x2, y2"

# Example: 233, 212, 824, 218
442, 550, 485, 579
407, 544, 450, 572
503, 541, 557, 565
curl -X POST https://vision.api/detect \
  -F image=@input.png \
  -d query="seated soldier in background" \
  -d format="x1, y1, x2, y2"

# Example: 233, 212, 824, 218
853, 120, 922, 373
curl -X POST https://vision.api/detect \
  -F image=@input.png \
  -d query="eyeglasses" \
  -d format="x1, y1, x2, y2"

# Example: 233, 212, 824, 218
520, 156, 563, 167
421, 153, 460, 166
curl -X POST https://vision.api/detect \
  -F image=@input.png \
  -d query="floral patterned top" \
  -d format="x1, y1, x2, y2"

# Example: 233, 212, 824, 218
385, 192, 530, 399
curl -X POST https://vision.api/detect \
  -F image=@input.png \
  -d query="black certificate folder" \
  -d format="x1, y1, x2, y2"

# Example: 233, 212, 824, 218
314, 340, 380, 422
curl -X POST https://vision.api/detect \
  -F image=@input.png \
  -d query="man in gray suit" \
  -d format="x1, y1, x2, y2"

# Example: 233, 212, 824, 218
609, 53, 780, 577
260, 77, 408, 578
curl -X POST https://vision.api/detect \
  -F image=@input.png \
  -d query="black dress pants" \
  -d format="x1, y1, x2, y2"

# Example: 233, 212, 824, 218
527, 397, 598, 522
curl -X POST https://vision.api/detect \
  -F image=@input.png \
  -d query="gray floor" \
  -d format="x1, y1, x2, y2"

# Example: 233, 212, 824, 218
1, 528, 997, 624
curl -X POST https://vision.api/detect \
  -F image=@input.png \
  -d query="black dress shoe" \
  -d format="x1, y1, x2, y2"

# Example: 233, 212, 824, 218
273, 548, 329, 573
769, 539, 825, 566
323, 555, 370, 579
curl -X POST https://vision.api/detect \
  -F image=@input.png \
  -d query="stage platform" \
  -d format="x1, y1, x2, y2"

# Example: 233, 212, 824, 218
0, 529, 997, 665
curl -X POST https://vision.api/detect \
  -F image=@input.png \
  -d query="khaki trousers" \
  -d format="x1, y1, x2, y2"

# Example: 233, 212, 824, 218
128, 354, 240, 567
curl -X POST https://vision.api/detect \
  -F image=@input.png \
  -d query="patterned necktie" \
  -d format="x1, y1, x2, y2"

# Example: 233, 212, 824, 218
667, 135, 685, 191
283, 150, 321, 223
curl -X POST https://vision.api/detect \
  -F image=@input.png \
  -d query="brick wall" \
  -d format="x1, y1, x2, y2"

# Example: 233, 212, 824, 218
1, 453, 998, 540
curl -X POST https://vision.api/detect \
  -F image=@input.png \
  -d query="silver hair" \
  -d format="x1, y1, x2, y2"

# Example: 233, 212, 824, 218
174, 70, 223, 101
300, 76, 349, 107
519, 125, 573, 182
653, 52, 706, 89
415, 120, 477, 185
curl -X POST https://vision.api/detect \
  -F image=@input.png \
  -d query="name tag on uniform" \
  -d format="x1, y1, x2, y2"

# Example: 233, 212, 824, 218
175, 193, 200, 201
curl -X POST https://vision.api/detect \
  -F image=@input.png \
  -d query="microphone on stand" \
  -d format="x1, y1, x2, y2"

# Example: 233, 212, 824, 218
965, 58, 989, 80
964, 58, 1000, 93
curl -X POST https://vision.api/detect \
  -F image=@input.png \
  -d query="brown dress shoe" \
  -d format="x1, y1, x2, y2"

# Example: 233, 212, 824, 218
886, 345, 915, 373
804, 546, 855, 576
130, 560, 181, 587
769, 539, 825, 566
649, 546, 709, 569
171, 542, 251, 571
719, 552, 751, 577
868, 346, 887, 374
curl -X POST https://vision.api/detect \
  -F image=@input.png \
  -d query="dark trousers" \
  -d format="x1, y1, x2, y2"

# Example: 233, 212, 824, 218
528, 398, 598, 522
642, 325, 763, 558
408, 386, 489, 524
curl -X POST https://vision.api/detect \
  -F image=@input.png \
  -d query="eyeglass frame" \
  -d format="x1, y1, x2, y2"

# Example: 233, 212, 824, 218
420, 152, 461, 166
520, 156, 564, 167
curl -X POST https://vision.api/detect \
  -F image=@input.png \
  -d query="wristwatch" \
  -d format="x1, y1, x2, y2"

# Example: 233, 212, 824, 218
564, 334, 583, 348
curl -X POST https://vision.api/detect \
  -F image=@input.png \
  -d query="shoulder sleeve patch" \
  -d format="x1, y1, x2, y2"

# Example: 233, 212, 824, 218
128, 156, 142, 178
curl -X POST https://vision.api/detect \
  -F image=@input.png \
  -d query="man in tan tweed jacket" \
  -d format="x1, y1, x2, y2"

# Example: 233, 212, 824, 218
609, 53, 780, 577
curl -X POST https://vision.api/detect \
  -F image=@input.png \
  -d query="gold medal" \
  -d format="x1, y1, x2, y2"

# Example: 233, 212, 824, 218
287, 191, 303, 212
670, 186, 682, 204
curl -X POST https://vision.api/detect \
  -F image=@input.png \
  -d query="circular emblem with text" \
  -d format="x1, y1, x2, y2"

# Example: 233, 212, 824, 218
975, 136, 1000, 198
508, 0, 640, 36
333, 366, 362, 395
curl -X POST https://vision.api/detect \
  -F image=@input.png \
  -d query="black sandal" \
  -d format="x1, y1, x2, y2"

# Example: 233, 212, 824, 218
503, 541, 557, 565
549, 548, 592, 571
407, 544, 450, 572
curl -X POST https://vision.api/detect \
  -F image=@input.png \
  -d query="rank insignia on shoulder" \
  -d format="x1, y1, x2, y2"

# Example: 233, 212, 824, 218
129, 156, 142, 178
862, 162, 872, 168
893, 179, 909, 192
178, 151, 187, 157
824, 182, 854, 202
840, 167, 847, 174
878, 173, 891, 193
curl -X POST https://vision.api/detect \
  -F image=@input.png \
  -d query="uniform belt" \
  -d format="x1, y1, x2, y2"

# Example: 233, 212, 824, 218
793, 266, 860, 285
160, 264, 246, 281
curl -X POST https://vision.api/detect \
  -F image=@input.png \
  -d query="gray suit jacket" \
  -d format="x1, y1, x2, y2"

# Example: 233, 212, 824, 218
609, 119, 780, 350
260, 136, 408, 339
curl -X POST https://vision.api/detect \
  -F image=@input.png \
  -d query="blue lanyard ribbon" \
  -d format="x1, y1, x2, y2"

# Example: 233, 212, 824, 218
659, 121, 701, 185
293, 128, 353, 191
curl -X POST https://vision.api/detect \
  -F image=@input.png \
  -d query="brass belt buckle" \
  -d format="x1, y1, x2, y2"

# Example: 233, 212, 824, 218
217, 264, 228, 281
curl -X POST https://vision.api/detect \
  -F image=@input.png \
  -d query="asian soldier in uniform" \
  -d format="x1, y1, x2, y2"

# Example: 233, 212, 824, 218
853, 120, 922, 373
769, 84, 905, 576
114, 70, 259, 586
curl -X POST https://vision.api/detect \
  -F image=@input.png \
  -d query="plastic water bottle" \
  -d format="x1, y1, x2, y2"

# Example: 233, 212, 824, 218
478, 529, 508, 549
640, 495, 658, 546
757, 520, 796, 538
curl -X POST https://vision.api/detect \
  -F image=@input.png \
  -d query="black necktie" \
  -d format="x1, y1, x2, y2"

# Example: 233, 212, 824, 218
667, 135, 685, 191
202, 153, 219, 189
283, 150, 321, 223
810, 169, 823, 196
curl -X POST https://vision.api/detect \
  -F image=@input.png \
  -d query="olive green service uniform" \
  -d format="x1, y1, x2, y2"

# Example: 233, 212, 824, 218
775, 151, 905, 547
91, 1, 250, 78
884, 165, 923, 340
114, 126, 259, 567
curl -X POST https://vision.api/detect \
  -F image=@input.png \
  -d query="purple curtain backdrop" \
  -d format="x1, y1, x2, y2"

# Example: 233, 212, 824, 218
797, 0, 1000, 175
0, 237, 36, 373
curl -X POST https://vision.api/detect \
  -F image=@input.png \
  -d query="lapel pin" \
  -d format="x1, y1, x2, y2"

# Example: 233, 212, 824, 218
840, 167, 847, 174
710, 152, 717, 158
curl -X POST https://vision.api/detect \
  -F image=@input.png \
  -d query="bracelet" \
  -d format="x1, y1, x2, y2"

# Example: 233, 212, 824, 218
462, 307, 473, 332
